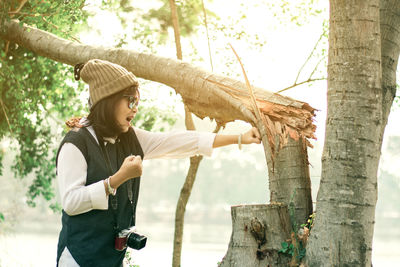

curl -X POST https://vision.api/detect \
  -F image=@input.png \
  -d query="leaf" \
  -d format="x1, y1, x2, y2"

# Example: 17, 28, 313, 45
297, 247, 307, 260
279, 241, 290, 253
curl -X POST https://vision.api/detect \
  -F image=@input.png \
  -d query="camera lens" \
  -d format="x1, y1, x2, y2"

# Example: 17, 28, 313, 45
127, 232, 147, 250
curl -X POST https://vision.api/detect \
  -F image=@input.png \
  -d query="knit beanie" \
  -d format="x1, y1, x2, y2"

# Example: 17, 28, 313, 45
75, 59, 139, 107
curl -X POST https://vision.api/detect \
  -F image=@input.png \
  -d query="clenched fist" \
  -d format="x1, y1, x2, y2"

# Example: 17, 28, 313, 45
119, 155, 143, 181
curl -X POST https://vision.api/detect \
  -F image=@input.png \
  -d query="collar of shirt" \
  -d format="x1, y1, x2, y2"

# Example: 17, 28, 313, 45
81, 118, 118, 145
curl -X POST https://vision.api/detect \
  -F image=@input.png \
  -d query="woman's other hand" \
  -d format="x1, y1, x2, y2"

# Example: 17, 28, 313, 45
242, 127, 261, 144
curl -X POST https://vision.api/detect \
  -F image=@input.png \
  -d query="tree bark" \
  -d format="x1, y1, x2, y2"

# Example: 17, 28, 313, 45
305, 1, 383, 266
219, 204, 292, 267
269, 137, 312, 228
379, 0, 400, 137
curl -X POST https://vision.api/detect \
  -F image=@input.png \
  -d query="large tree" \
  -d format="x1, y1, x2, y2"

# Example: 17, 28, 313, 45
305, 0, 400, 266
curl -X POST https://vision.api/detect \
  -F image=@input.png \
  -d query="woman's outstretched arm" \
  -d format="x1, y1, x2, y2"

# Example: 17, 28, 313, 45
212, 127, 261, 148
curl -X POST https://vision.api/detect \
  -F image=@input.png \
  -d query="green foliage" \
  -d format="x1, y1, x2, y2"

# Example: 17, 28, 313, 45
145, 0, 215, 40
301, 212, 315, 230
0, 0, 87, 209
266, 0, 325, 26
0, 0, 179, 214
298, 246, 307, 260
95, 0, 217, 51
279, 189, 310, 263
0, 49, 85, 209
133, 105, 177, 132
279, 241, 294, 255
1, 0, 87, 39
124, 249, 140, 267
278, 237, 307, 262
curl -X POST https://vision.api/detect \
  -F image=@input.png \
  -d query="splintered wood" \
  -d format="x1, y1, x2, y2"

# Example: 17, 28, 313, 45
207, 77, 317, 154
237, 88, 315, 152
226, 44, 316, 156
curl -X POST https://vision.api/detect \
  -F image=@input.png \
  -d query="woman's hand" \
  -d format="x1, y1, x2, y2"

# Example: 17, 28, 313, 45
212, 127, 262, 148
119, 155, 143, 180
241, 127, 261, 144
107, 155, 142, 193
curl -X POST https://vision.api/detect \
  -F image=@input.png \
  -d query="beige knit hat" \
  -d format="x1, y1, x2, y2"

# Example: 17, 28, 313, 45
74, 59, 139, 107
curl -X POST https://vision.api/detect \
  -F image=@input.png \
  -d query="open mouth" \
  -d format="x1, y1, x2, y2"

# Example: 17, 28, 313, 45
126, 115, 134, 123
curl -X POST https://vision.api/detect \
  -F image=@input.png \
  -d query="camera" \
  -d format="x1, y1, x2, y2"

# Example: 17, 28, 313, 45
115, 227, 147, 251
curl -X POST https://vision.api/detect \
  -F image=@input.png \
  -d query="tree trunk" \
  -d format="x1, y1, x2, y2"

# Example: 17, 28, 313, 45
379, 0, 400, 137
168, 1, 205, 266
173, 155, 203, 267
269, 137, 312, 228
305, 1, 383, 265
219, 204, 292, 267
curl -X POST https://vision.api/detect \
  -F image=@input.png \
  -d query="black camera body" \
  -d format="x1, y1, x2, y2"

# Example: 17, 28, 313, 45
115, 227, 147, 251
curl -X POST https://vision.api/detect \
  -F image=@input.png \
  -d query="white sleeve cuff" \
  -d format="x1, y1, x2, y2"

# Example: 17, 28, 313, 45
88, 180, 109, 210
197, 132, 216, 157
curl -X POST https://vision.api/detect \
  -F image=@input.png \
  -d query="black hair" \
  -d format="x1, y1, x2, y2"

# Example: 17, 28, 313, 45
87, 86, 138, 139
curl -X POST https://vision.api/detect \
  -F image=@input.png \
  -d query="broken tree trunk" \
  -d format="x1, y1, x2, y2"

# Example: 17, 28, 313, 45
223, 45, 313, 267
269, 137, 313, 228
219, 204, 292, 267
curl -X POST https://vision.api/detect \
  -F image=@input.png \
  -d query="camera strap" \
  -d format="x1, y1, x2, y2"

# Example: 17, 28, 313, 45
99, 141, 118, 209
98, 137, 135, 232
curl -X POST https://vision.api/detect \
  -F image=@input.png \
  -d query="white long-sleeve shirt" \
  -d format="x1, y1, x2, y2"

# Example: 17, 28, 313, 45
57, 126, 216, 216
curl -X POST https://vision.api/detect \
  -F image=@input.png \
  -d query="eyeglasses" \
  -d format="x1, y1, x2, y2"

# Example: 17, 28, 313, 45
123, 95, 139, 109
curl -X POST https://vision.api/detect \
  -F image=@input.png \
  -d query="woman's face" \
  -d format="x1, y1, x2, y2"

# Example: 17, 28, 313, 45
115, 91, 139, 133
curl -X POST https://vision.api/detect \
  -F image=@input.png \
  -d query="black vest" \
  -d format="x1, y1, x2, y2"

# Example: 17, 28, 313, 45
56, 127, 144, 267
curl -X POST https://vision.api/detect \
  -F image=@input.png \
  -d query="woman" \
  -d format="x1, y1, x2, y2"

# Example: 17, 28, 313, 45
56, 59, 261, 267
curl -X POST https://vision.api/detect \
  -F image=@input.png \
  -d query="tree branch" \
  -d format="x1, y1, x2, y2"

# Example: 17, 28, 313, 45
1, 19, 317, 147
8, 11, 54, 17
201, 0, 214, 71
294, 29, 326, 85
41, 17, 81, 43
276, 78, 326, 94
